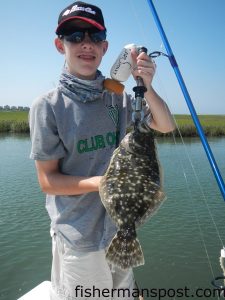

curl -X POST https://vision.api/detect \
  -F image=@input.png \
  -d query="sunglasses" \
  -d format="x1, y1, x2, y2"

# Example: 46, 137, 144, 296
61, 29, 107, 44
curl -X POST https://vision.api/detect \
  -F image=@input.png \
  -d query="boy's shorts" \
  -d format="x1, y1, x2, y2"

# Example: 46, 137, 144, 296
50, 232, 135, 300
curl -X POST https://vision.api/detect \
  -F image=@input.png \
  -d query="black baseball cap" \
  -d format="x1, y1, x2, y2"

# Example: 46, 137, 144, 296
56, 1, 106, 35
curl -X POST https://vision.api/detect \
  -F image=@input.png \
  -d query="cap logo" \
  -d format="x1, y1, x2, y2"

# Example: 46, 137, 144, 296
62, 5, 96, 17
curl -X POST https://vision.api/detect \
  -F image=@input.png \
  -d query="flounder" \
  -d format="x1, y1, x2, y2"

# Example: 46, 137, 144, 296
99, 124, 166, 270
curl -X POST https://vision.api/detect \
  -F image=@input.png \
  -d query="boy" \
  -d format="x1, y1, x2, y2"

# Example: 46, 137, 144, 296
29, 1, 175, 299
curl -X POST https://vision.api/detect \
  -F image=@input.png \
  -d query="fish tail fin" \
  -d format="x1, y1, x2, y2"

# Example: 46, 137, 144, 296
105, 229, 144, 270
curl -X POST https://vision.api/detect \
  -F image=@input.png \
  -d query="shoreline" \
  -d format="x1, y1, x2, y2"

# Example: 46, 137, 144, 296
0, 112, 225, 137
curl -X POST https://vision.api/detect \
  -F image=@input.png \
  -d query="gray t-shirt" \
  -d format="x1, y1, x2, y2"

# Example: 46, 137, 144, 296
29, 75, 136, 251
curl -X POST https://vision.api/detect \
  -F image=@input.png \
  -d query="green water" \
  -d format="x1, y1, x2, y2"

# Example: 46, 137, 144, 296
0, 135, 225, 300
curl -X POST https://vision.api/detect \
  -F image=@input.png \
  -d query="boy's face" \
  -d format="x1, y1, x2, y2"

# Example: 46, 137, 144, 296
55, 20, 108, 80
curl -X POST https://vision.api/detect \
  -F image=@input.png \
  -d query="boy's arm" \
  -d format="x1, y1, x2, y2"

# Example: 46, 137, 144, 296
35, 160, 101, 196
144, 87, 175, 133
131, 50, 175, 133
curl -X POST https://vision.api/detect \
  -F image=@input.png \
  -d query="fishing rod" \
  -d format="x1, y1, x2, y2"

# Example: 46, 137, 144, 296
146, 0, 225, 201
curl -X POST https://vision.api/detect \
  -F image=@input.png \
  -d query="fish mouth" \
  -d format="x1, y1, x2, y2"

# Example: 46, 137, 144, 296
121, 129, 155, 156
121, 134, 143, 155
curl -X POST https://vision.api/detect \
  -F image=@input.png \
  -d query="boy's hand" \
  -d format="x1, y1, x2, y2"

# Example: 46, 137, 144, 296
131, 48, 156, 91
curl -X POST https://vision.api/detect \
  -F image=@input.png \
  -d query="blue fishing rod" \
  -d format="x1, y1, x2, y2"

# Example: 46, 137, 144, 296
146, 0, 225, 201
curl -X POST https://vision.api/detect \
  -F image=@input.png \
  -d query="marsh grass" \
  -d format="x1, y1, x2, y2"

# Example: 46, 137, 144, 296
0, 111, 225, 136
0, 111, 29, 133
159, 114, 225, 137
0, 111, 28, 122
